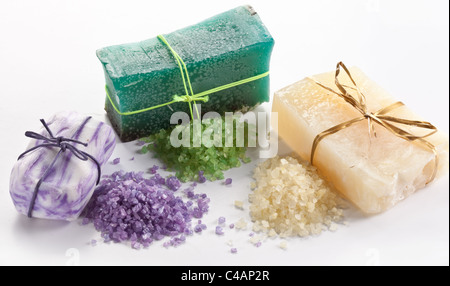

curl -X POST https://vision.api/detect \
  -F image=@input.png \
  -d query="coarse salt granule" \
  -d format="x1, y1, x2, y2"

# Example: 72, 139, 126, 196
218, 216, 226, 225
249, 235, 259, 244
234, 200, 244, 210
234, 218, 248, 230
249, 155, 345, 238
215, 226, 224, 235
268, 229, 277, 237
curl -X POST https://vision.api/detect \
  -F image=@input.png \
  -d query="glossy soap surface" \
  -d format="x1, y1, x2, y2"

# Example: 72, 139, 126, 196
97, 5, 274, 141
272, 67, 449, 214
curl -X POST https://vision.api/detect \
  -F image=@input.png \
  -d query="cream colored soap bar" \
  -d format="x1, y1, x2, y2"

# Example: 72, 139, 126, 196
272, 66, 449, 214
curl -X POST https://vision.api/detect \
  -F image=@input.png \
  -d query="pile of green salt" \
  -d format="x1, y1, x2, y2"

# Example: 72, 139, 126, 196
140, 115, 254, 182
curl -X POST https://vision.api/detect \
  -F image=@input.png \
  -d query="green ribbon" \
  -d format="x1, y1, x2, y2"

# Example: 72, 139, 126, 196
105, 34, 270, 119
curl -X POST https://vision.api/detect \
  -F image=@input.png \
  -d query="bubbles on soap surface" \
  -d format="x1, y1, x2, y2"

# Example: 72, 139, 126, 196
98, 6, 274, 141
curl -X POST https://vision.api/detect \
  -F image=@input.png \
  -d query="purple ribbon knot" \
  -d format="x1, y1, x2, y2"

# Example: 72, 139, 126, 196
18, 117, 101, 218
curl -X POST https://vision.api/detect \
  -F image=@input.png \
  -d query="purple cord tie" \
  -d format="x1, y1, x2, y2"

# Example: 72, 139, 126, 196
18, 117, 101, 218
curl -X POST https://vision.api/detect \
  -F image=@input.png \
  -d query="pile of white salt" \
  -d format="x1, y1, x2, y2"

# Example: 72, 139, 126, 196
249, 155, 346, 237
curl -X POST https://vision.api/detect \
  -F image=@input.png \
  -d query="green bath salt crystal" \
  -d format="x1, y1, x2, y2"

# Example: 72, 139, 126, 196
97, 5, 274, 141
140, 115, 254, 182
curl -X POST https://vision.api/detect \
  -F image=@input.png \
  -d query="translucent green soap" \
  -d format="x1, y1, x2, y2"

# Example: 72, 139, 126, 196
96, 5, 274, 141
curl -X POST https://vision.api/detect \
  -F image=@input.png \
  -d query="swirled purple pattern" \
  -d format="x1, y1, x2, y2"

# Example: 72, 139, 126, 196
9, 111, 116, 221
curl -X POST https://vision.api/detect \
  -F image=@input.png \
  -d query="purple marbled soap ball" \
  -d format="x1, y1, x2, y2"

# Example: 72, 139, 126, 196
9, 111, 116, 221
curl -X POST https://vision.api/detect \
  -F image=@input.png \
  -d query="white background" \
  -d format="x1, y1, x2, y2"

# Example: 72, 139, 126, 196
0, 0, 448, 266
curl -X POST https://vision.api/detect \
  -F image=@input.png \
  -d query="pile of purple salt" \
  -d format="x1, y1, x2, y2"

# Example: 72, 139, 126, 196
82, 170, 210, 249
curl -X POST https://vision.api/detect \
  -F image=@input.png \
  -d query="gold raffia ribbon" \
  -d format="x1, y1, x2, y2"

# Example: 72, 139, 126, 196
309, 62, 439, 184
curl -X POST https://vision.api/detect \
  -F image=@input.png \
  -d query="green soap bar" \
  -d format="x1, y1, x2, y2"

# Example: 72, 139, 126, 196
97, 5, 274, 141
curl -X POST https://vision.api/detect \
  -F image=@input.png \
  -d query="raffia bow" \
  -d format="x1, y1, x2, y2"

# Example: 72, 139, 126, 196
309, 62, 439, 184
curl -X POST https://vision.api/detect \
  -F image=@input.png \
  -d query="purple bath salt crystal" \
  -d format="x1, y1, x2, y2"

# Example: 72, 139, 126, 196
218, 216, 226, 225
194, 224, 203, 233
82, 170, 210, 249
229, 223, 235, 229
130, 157, 135, 161
167, 235, 187, 248
166, 176, 181, 191
215, 226, 224, 235
197, 197, 210, 213
230, 248, 238, 254
255, 241, 262, 248
184, 187, 195, 199
224, 178, 232, 185
198, 171, 206, 183
149, 165, 159, 174
131, 241, 141, 250
9, 111, 116, 221
192, 207, 203, 219
151, 173, 165, 185
112, 157, 120, 165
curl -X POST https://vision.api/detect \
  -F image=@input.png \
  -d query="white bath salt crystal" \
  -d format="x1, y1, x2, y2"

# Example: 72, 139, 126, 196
235, 218, 248, 230
226, 240, 233, 246
252, 222, 261, 232
302, 229, 311, 237
269, 213, 278, 220
329, 223, 339, 232
307, 202, 315, 212
249, 236, 259, 244
279, 241, 288, 250
268, 229, 277, 237
234, 200, 244, 210
271, 169, 280, 178
249, 155, 345, 238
